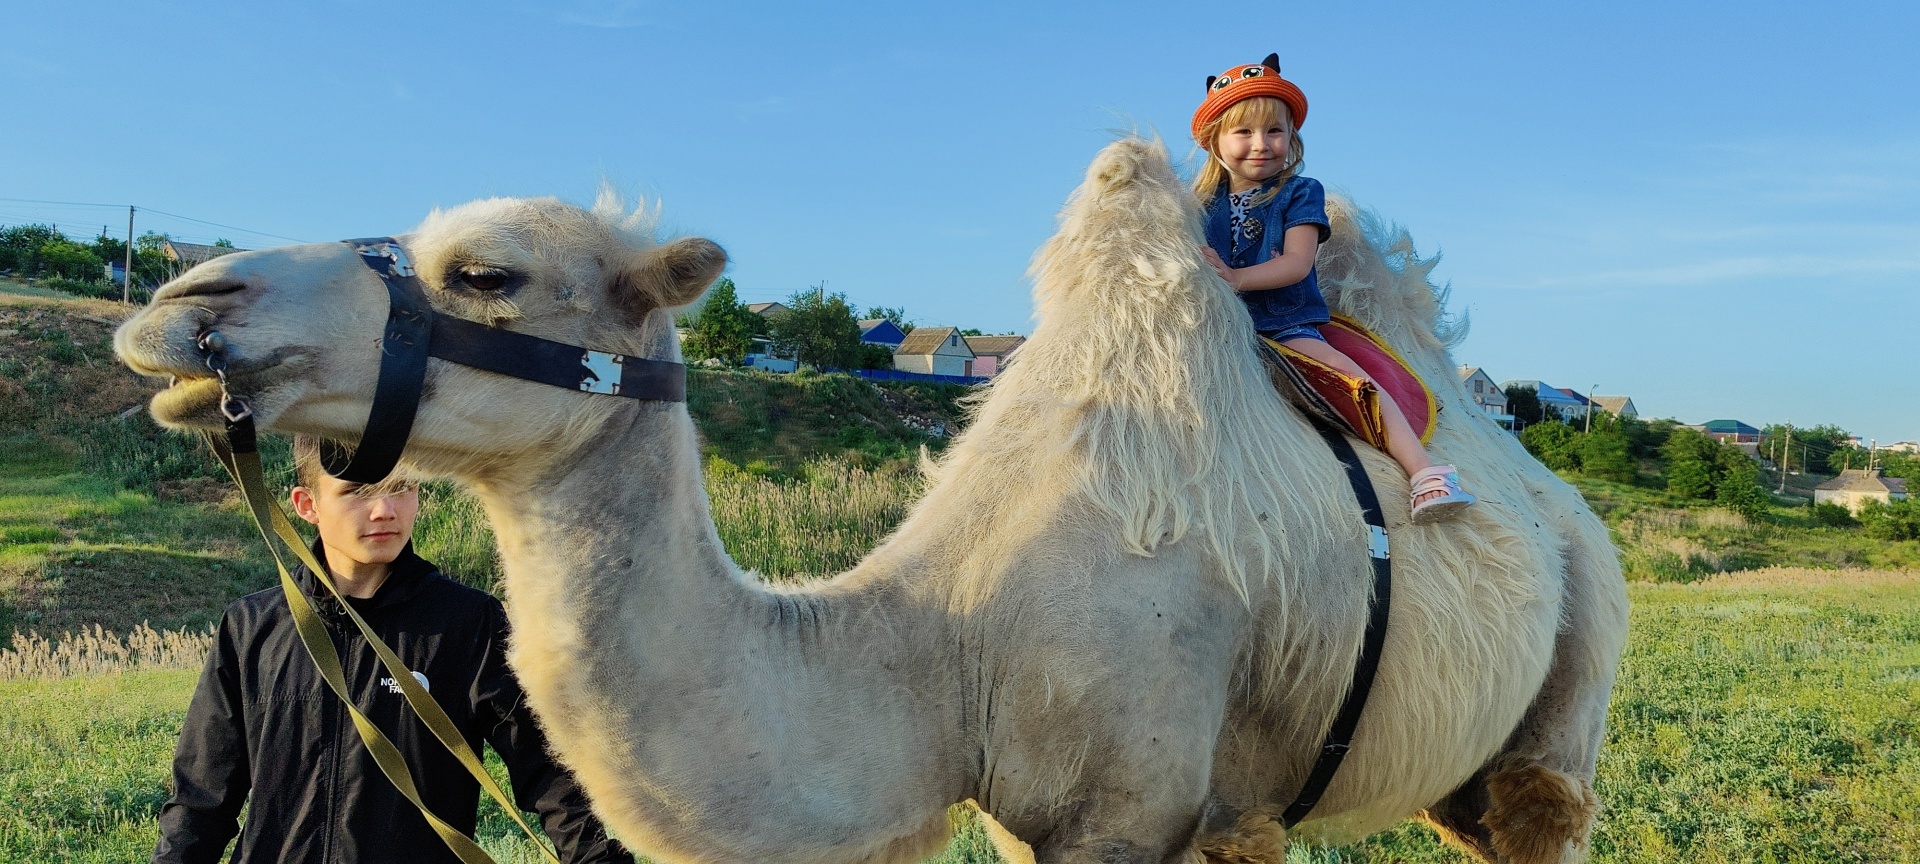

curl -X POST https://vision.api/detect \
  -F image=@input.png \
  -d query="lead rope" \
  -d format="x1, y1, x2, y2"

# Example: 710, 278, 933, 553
202, 345, 560, 864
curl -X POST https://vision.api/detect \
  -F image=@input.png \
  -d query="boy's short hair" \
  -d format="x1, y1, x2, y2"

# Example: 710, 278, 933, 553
290, 435, 419, 497
291, 435, 325, 490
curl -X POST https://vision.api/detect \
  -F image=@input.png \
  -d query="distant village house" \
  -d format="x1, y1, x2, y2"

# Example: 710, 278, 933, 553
963, 335, 1025, 377
1814, 469, 1910, 514
161, 241, 245, 268
857, 318, 907, 348
1501, 380, 1588, 421
1698, 420, 1761, 444
1456, 366, 1513, 428
893, 327, 977, 377
1590, 396, 1638, 420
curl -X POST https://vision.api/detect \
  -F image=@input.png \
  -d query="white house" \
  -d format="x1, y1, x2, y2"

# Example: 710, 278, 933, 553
893, 327, 977, 377
1591, 396, 1638, 420
1814, 469, 1910, 514
1457, 366, 1513, 428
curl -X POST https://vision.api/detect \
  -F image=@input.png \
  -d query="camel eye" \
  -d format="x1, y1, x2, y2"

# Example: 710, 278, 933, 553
458, 268, 510, 293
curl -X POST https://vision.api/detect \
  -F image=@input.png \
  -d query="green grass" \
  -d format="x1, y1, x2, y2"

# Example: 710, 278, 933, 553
0, 277, 81, 299
686, 366, 969, 477
0, 433, 273, 643
0, 669, 568, 862
6, 575, 1915, 862
1572, 475, 1920, 582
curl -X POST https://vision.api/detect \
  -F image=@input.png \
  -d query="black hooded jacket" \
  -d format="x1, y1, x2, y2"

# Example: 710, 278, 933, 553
153, 542, 632, 864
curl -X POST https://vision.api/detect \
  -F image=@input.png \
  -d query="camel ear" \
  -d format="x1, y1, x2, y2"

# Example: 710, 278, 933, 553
1262, 53, 1281, 73
614, 237, 727, 319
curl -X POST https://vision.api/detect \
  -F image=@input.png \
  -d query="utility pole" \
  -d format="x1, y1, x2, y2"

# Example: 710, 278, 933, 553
123, 206, 135, 304
1585, 384, 1597, 434
1870, 439, 1877, 472
1778, 422, 1792, 493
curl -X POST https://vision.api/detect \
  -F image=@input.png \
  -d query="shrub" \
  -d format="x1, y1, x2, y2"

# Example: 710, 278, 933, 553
1810, 501, 1857, 528
1578, 429, 1638, 483
1857, 498, 1920, 541
1520, 421, 1581, 471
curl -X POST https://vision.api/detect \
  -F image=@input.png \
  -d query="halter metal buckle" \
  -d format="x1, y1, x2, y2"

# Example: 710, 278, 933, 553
354, 241, 417, 278
1367, 525, 1390, 560
580, 350, 624, 395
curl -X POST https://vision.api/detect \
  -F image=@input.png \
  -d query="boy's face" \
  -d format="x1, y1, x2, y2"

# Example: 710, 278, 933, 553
290, 474, 420, 567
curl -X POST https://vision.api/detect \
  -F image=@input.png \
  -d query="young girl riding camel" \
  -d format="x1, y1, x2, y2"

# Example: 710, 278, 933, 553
1192, 54, 1475, 521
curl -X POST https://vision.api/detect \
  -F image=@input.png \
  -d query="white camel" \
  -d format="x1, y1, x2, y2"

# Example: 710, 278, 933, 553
116, 138, 1627, 864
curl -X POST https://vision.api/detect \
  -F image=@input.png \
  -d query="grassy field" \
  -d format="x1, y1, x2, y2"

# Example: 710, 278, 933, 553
7, 572, 1914, 862
3, 290, 1916, 861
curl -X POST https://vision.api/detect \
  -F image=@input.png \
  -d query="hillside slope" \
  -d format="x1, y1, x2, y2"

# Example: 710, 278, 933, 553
0, 286, 970, 639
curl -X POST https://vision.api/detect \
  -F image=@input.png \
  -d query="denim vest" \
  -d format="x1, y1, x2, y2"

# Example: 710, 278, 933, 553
1203, 175, 1333, 332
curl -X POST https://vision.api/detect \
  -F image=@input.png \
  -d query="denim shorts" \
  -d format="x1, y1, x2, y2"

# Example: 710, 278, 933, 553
1260, 323, 1327, 344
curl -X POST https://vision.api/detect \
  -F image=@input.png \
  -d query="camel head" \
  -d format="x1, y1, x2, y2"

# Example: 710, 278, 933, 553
114, 194, 726, 476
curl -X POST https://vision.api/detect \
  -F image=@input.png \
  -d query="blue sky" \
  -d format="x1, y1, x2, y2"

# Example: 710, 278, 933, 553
3, 1, 1915, 442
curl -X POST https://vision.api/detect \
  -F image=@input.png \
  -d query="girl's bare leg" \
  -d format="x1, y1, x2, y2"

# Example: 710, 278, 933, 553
1281, 338, 1447, 502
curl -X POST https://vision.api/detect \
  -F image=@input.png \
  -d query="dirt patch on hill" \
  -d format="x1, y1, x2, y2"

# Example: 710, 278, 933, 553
0, 295, 155, 428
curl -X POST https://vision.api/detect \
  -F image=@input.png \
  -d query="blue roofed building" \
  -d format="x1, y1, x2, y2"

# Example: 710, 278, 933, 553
1501, 380, 1589, 421
857, 318, 907, 348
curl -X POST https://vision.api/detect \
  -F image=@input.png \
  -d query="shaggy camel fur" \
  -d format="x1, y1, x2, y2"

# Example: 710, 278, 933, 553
116, 138, 1627, 864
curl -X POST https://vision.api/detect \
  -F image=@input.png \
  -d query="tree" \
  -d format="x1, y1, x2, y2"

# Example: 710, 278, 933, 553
91, 232, 128, 270
768, 286, 864, 370
1504, 385, 1543, 427
0, 223, 62, 273
1858, 497, 1920, 541
680, 278, 757, 365
857, 342, 896, 370
38, 238, 104, 280
1762, 423, 1853, 474
1663, 428, 1722, 500
1520, 420, 1581, 471
1713, 446, 1769, 519
1577, 429, 1637, 483
1662, 427, 1768, 516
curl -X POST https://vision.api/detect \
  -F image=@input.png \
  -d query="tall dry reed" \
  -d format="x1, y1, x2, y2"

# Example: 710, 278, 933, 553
705, 457, 921, 581
0, 623, 214, 680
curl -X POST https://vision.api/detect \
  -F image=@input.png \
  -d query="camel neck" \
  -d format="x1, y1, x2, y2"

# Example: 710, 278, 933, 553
469, 401, 975, 861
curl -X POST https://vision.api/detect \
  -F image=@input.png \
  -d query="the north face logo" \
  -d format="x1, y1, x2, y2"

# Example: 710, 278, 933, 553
381, 670, 430, 694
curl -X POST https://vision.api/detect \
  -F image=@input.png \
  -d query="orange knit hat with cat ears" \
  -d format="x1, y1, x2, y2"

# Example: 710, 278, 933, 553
1191, 54, 1308, 146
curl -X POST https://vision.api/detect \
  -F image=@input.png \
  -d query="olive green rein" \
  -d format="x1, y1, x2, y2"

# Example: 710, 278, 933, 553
204, 381, 559, 864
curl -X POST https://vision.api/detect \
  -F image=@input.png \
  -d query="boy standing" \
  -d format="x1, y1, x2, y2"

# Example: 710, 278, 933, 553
154, 436, 631, 864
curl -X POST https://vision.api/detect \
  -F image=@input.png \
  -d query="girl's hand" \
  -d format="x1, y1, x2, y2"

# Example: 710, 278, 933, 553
1202, 248, 1240, 290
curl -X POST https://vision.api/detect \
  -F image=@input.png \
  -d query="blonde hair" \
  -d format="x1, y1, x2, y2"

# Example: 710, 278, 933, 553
1191, 96, 1305, 206
291, 435, 419, 498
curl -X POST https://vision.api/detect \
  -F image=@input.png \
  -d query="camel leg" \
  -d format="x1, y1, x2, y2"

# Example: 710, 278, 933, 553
1421, 534, 1626, 864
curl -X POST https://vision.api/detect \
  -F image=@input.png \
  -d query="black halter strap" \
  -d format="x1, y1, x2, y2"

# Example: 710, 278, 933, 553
1279, 420, 1394, 828
326, 237, 686, 483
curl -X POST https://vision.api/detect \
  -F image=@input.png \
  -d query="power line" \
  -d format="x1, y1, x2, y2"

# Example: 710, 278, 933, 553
0, 196, 125, 209
0, 197, 307, 245
136, 207, 307, 244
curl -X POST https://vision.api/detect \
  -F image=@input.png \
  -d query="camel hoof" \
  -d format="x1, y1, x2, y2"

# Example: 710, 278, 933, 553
1195, 806, 1288, 864
1480, 765, 1598, 864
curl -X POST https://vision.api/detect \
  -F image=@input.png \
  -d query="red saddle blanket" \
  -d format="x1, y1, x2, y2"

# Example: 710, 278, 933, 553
1259, 314, 1436, 450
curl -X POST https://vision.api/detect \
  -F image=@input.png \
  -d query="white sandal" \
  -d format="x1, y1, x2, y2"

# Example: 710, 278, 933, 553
1410, 465, 1476, 523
